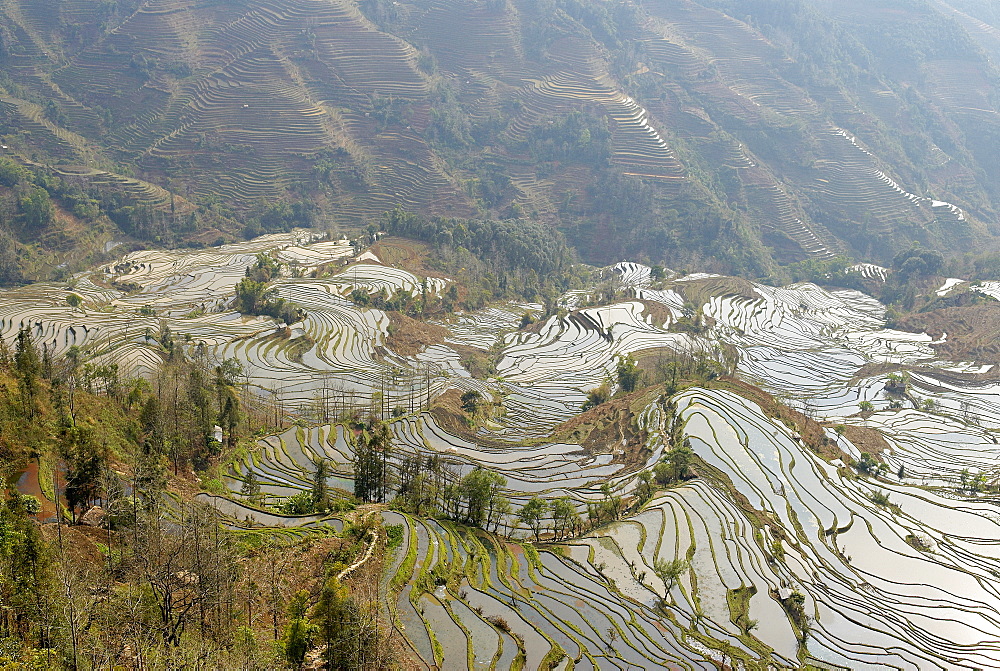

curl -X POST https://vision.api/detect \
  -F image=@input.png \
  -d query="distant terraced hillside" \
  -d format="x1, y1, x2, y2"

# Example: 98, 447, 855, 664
1, 0, 1000, 269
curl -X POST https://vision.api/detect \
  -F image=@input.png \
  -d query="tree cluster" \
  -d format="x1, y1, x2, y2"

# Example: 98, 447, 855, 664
234, 254, 303, 324
0, 326, 322, 668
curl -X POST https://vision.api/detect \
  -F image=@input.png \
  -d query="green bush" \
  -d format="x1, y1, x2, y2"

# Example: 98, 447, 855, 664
279, 491, 315, 515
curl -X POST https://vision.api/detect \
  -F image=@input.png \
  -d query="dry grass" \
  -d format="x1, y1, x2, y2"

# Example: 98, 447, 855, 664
840, 424, 890, 456
427, 389, 532, 449
894, 302, 1000, 365
369, 238, 447, 279
638, 300, 676, 328
40, 523, 107, 565
552, 389, 657, 466
385, 312, 449, 357
852, 361, 906, 381
428, 388, 478, 439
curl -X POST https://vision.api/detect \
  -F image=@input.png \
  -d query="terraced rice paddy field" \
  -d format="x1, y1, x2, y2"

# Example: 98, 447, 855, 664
5, 0, 997, 274
6, 237, 1000, 668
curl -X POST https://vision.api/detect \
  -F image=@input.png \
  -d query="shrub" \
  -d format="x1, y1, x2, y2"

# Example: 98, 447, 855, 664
201, 478, 226, 495
855, 452, 887, 476
905, 533, 934, 553
386, 524, 404, 550
581, 383, 610, 410
487, 615, 510, 632
461, 390, 482, 414
279, 491, 315, 515
870, 490, 891, 507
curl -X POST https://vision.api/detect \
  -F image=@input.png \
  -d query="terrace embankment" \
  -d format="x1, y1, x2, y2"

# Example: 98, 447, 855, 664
429, 389, 516, 448
852, 361, 910, 381
638, 300, 676, 328
448, 344, 494, 378
671, 274, 760, 305
712, 377, 850, 462
693, 456, 794, 545
853, 360, 1000, 388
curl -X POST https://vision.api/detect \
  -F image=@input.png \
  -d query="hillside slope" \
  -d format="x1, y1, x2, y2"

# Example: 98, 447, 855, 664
1, 0, 1000, 269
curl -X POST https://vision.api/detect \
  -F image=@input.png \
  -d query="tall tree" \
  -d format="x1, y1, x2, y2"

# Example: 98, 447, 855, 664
311, 459, 330, 512
241, 470, 262, 504
63, 427, 106, 523
14, 326, 40, 417
458, 467, 505, 528
398, 455, 436, 516
18, 187, 54, 231
654, 558, 689, 600
550, 497, 580, 540
353, 420, 392, 503
219, 394, 240, 450
518, 496, 548, 542
280, 590, 315, 668
0, 495, 51, 646
315, 573, 393, 671
664, 442, 694, 482
616, 354, 642, 393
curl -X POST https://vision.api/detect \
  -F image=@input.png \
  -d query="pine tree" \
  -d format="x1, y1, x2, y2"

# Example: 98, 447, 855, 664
316, 578, 360, 670
616, 354, 642, 392
353, 420, 392, 502
219, 394, 240, 449
280, 592, 315, 667
64, 435, 105, 522
311, 460, 330, 511
14, 326, 40, 417
0, 334, 10, 368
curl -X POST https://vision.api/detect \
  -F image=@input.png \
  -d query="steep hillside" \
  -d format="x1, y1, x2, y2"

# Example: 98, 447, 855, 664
1, 0, 1000, 273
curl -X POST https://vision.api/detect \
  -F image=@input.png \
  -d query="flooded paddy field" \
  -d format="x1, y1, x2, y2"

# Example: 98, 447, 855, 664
6, 235, 1000, 668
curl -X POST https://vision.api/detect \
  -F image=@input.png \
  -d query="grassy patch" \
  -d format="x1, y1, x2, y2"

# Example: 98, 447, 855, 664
539, 643, 567, 669
390, 522, 419, 592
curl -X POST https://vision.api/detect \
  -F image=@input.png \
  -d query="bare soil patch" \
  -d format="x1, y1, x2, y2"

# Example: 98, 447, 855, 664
552, 389, 657, 467
852, 361, 906, 381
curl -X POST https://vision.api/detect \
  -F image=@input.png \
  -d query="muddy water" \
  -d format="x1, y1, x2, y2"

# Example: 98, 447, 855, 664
15, 460, 58, 522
